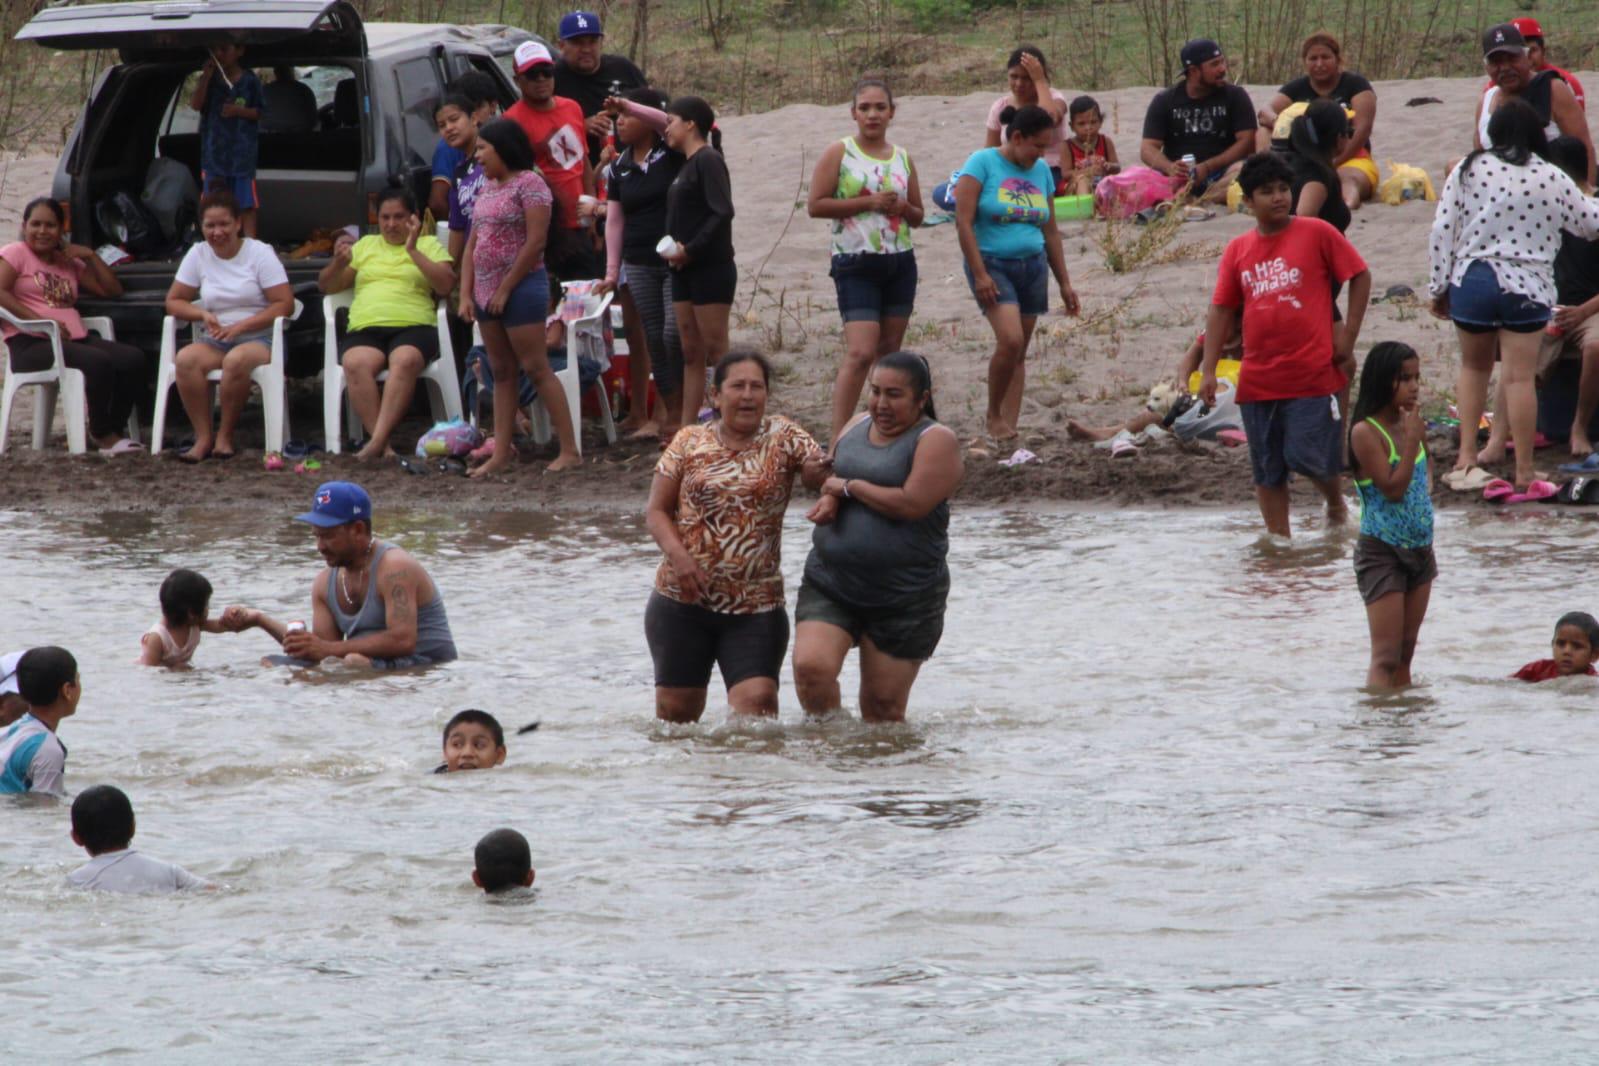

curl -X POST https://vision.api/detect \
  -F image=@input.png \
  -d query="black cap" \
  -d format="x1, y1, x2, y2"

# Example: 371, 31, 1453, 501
1481, 23, 1526, 58
1180, 38, 1223, 69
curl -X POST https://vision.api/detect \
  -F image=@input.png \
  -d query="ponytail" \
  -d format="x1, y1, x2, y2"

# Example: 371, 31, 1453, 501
875, 351, 936, 421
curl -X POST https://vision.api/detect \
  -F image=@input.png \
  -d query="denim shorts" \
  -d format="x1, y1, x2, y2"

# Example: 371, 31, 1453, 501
1241, 394, 1343, 488
963, 252, 1048, 317
196, 330, 272, 354
475, 267, 549, 329
830, 250, 918, 323
1449, 259, 1550, 334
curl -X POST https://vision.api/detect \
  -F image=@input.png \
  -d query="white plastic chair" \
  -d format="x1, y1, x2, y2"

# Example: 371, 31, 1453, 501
0, 310, 140, 454
533, 282, 616, 452
321, 290, 464, 453
150, 298, 302, 455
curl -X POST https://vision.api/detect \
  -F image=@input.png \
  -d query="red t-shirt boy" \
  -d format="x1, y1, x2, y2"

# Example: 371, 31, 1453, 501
1201, 151, 1370, 538
505, 40, 592, 233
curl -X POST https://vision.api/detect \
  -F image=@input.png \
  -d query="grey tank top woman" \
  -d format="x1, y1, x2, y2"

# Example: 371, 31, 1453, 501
792, 352, 964, 723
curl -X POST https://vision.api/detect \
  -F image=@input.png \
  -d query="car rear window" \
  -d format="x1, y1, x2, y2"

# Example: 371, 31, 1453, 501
393, 56, 442, 166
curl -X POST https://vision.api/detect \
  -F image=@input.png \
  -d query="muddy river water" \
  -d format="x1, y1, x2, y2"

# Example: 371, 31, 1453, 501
4, 506, 1599, 1062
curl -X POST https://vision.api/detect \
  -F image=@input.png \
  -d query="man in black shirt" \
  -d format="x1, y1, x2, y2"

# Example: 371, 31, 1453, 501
553, 10, 649, 165
1140, 38, 1256, 203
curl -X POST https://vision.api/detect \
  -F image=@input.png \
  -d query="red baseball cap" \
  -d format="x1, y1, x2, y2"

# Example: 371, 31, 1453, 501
1510, 16, 1544, 41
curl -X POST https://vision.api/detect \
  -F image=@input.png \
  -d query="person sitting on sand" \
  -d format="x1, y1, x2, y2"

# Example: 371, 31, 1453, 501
318, 187, 455, 462
1256, 33, 1378, 212
1512, 611, 1599, 682
1480, 17, 1584, 112
1066, 315, 1239, 443
68, 785, 211, 894
1475, 23, 1592, 185
1140, 38, 1256, 204
138, 567, 250, 667
1059, 96, 1119, 196
1201, 152, 1371, 538
435, 709, 507, 773
473, 828, 535, 894
983, 46, 1070, 187
233, 481, 458, 669
1534, 136, 1599, 457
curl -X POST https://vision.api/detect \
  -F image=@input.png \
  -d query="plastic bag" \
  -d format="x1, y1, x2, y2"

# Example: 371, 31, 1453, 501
415, 418, 483, 458
1094, 166, 1183, 219
1170, 378, 1243, 443
94, 190, 164, 255
1378, 162, 1436, 205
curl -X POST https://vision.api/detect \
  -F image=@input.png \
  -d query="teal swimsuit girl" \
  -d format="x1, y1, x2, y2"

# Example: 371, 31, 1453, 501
1354, 418, 1432, 549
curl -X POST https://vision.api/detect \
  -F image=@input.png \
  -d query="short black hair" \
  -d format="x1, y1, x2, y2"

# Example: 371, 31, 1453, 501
375, 186, 419, 214
998, 103, 1055, 141
474, 828, 531, 893
1068, 95, 1102, 121
450, 69, 501, 110
17, 646, 76, 707
1238, 151, 1294, 196
1545, 135, 1588, 184
1556, 611, 1599, 648
443, 709, 505, 748
72, 785, 135, 855
476, 117, 537, 173
159, 568, 213, 627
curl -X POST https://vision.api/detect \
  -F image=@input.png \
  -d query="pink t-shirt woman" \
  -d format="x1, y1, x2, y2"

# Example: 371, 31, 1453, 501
469, 168, 553, 309
985, 89, 1071, 170
0, 241, 88, 340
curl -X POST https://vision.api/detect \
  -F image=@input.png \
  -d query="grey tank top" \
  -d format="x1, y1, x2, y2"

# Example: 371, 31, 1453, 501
804, 416, 950, 607
326, 543, 458, 663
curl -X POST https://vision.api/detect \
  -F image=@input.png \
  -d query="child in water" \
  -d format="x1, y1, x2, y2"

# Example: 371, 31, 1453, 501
473, 828, 534, 894
1059, 96, 1119, 195
435, 709, 507, 773
138, 568, 248, 667
1349, 342, 1434, 689
1513, 612, 1599, 681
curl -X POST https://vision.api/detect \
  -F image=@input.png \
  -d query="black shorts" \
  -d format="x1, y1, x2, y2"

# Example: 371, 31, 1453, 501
795, 574, 948, 663
1353, 535, 1437, 605
672, 259, 738, 306
340, 323, 440, 363
643, 591, 789, 689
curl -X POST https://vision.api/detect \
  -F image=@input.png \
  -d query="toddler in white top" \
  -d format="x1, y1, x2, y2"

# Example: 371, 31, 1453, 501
138, 568, 250, 667
67, 785, 210, 894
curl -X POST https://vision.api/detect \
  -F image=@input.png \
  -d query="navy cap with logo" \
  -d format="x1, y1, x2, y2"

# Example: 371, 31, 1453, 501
559, 10, 603, 39
1180, 38, 1223, 70
1482, 23, 1527, 58
295, 481, 373, 528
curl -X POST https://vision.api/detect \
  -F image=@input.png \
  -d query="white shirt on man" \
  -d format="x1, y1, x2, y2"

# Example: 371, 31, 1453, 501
67, 849, 209, 894
173, 237, 289, 328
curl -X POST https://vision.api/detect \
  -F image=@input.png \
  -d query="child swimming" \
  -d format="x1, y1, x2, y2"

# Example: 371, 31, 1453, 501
1060, 95, 1119, 195
435, 709, 507, 773
1349, 342, 1434, 689
138, 568, 247, 667
0, 646, 78, 797
1512, 612, 1599, 681
67, 785, 210, 894
473, 828, 534, 894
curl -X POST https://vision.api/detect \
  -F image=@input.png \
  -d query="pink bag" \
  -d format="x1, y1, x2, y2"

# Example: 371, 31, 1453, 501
1093, 166, 1183, 219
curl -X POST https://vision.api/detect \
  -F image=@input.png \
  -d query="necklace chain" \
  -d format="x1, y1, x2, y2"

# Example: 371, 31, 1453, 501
339, 542, 374, 608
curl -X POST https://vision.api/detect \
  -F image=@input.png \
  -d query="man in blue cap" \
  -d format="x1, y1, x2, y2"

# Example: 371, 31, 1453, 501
1140, 38, 1256, 202
233, 482, 458, 669
552, 9, 648, 164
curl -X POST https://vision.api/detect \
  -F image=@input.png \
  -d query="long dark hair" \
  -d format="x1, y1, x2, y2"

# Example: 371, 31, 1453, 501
1006, 44, 1049, 77
667, 95, 722, 152
1348, 341, 1418, 475
1462, 97, 1548, 177
1287, 99, 1344, 190
20, 197, 64, 234
475, 116, 570, 261
623, 87, 670, 148
874, 351, 936, 421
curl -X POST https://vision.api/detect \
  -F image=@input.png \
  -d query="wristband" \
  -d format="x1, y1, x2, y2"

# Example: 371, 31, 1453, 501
840, 479, 852, 499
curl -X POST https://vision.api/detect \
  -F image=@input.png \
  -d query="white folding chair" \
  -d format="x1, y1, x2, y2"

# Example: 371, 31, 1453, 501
321, 290, 463, 453
527, 282, 616, 454
0, 311, 139, 454
151, 298, 301, 455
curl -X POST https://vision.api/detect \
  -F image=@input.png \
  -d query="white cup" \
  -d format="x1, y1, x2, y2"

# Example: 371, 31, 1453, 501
577, 194, 598, 228
656, 236, 681, 258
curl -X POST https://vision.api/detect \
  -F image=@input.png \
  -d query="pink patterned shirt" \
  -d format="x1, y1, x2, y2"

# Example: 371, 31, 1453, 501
470, 169, 553, 308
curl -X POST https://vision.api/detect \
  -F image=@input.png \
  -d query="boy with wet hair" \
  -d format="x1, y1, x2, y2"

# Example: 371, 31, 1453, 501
68, 785, 210, 894
1513, 611, 1599, 681
435, 709, 507, 773
1202, 150, 1371, 539
473, 828, 535, 893
0, 646, 79, 797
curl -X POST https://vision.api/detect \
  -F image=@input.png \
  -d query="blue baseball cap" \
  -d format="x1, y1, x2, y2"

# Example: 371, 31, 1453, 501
559, 10, 603, 39
296, 481, 373, 527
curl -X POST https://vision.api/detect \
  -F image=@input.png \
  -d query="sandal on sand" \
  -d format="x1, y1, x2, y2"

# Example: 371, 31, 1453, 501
1558, 453, 1599, 474
1485, 478, 1558, 504
97, 438, 145, 456
1109, 438, 1139, 458
1443, 466, 1495, 491
263, 453, 285, 472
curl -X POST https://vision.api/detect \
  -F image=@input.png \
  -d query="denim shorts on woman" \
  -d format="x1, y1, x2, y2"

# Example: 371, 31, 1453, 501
1240, 394, 1343, 488
963, 252, 1048, 316
474, 267, 549, 328
830, 250, 918, 323
1448, 259, 1550, 334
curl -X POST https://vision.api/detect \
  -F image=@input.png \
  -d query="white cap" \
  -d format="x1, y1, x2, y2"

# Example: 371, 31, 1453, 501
0, 651, 23, 697
514, 40, 555, 74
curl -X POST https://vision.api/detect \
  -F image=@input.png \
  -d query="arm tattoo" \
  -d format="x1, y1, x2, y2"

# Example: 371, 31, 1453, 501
385, 575, 415, 627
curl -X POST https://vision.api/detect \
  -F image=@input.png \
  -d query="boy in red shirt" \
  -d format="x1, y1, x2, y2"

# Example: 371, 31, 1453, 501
1513, 612, 1599, 682
504, 40, 599, 277
1201, 152, 1371, 537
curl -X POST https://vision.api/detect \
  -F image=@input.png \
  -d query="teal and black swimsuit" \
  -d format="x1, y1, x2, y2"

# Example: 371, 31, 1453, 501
1354, 418, 1432, 549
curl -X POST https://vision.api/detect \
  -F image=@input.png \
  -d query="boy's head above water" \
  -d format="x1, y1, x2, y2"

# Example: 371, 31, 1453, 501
17, 646, 79, 718
473, 828, 534, 893
442, 709, 506, 772
160, 568, 213, 627
1552, 612, 1599, 675
71, 784, 135, 856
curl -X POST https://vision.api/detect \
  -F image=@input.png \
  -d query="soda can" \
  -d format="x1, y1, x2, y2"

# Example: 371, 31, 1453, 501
286, 620, 307, 634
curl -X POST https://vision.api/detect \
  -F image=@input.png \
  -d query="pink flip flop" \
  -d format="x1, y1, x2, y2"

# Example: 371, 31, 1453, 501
1483, 478, 1515, 502
1216, 429, 1247, 447
1505, 479, 1559, 504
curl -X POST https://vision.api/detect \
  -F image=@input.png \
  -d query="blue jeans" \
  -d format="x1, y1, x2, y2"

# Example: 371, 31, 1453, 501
963, 252, 1048, 316
830, 250, 918, 323
1448, 259, 1549, 333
